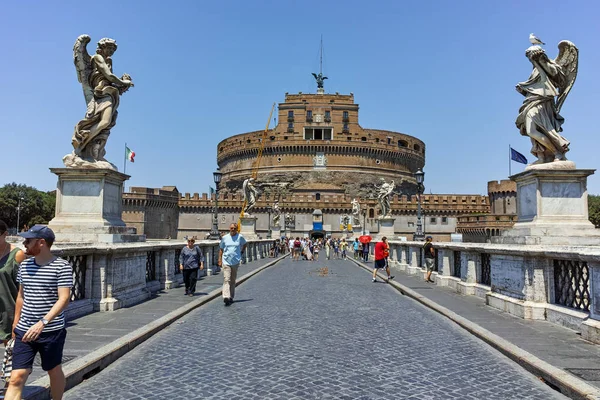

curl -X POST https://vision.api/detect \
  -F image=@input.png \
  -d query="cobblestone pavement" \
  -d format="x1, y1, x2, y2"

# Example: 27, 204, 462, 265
65, 257, 566, 400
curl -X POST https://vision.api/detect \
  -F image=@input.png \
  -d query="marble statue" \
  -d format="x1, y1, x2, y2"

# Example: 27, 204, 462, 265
351, 198, 361, 225
515, 40, 579, 165
272, 201, 281, 225
341, 214, 350, 230
242, 178, 258, 215
64, 35, 134, 169
377, 179, 395, 218
285, 213, 295, 229
312, 72, 328, 89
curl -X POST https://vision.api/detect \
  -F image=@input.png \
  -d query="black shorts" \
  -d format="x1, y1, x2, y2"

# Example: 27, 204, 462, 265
374, 259, 386, 269
13, 328, 67, 371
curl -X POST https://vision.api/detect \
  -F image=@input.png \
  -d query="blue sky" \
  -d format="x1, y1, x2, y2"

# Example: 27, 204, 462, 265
2, 1, 599, 196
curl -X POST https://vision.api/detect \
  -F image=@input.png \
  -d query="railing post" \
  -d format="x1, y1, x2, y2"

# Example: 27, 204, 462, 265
407, 245, 420, 275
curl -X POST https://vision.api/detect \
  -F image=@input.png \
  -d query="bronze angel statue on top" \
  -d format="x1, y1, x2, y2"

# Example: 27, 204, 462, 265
64, 35, 134, 169
515, 40, 578, 166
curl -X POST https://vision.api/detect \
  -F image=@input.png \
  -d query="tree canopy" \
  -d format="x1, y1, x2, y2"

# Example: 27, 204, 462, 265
0, 183, 55, 233
588, 194, 600, 228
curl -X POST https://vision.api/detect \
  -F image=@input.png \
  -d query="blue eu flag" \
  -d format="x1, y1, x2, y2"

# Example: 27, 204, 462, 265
510, 148, 528, 164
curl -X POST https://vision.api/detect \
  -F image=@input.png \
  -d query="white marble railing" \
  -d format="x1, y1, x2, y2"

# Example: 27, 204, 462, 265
44, 239, 272, 318
387, 240, 600, 344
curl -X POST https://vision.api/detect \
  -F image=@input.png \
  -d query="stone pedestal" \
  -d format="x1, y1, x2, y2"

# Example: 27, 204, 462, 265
373, 217, 395, 241
48, 168, 145, 243
239, 216, 259, 240
352, 225, 363, 237
494, 168, 600, 246
271, 226, 282, 239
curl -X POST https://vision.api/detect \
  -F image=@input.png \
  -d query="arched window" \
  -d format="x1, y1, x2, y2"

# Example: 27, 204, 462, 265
369, 208, 375, 218
315, 193, 321, 201
398, 140, 408, 147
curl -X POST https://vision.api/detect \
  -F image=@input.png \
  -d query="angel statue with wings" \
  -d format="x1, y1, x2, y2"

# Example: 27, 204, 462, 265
311, 72, 328, 89
376, 179, 395, 218
516, 40, 578, 165
242, 178, 258, 216
64, 35, 134, 169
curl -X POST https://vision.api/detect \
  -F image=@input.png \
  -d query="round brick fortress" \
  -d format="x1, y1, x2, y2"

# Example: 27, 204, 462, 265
217, 92, 425, 198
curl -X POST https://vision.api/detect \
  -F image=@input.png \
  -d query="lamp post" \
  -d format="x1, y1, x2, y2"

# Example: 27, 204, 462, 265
362, 208, 367, 235
266, 205, 272, 239
16, 194, 24, 233
413, 168, 425, 241
208, 168, 222, 240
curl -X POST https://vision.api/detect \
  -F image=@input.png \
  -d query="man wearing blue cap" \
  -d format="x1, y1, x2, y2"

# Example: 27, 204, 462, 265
5, 225, 72, 400
423, 236, 435, 283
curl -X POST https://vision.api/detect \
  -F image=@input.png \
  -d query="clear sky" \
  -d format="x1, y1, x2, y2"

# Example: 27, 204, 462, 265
2, 1, 599, 196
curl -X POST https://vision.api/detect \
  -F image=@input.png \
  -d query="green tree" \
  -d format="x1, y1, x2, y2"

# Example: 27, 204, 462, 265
589, 194, 600, 228
0, 183, 55, 232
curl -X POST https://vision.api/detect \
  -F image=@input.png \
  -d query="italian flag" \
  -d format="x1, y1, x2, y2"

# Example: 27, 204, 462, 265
126, 146, 135, 163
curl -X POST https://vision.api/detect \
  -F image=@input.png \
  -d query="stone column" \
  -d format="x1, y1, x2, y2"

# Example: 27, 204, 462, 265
582, 261, 600, 344
158, 248, 176, 289
407, 246, 421, 276
435, 248, 453, 287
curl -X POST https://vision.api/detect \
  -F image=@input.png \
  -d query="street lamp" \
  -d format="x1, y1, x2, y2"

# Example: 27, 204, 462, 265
414, 168, 425, 241
361, 208, 367, 235
16, 194, 24, 233
208, 168, 222, 240
266, 205, 272, 239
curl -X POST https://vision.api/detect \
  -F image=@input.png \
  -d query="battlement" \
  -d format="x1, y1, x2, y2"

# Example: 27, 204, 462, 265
487, 180, 516, 194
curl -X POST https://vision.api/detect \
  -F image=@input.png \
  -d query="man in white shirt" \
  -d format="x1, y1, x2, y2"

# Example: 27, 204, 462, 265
218, 224, 247, 306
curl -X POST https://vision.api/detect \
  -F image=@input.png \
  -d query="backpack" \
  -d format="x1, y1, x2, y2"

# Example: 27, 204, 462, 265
294, 240, 301, 248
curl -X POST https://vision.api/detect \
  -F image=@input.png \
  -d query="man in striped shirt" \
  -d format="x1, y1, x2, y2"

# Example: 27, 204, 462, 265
5, 225, 72, 400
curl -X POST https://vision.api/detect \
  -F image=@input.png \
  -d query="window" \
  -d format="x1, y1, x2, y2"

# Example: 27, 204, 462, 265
375, 138, 380, 143
408, 221, 415, 228
398, 140, 408, 147
343, 123, 349, 133
315, 193, 321, 200
325, 111, 331, 121
414, 144, 421, 152
442, 217, 448, 224
387, 137, 392, 145
306, 110, 313, 121
369, 208, 374, 218
288, 122, 294, 129
430, 217, 437, 224
304, 128, 332, 140
288, 111, 294, 118
361, 136, 367, 142
343, 111, 349, 120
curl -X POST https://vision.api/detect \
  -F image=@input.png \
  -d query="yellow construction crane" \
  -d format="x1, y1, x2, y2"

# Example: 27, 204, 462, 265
238, 103, 276, 229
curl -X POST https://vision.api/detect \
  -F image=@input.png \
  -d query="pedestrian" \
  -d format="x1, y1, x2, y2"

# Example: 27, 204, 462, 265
292, 237, 302, 261
179, 237, 204, 297
353, 238, 360, 259
313, 240, 320, 261
340, 239, 348, 260
5, 225, 72, 400
424, 236, 435, 283
218, 223, 247, 306
362, 242, 370, 262
372, 237, 394, 283
0, 220, 25, 346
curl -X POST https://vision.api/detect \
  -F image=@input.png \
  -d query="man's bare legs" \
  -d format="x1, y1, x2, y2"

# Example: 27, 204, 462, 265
4, 369, 30, 400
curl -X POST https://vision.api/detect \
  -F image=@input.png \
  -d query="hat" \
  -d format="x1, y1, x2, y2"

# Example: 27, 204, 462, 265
19, 225, 56, 242
425, 236, 433, 241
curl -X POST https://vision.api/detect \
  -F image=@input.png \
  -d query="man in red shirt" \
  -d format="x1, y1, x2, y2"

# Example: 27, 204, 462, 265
372, 237, 394, 283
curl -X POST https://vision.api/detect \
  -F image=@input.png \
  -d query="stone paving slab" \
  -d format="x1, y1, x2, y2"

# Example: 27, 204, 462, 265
21, 254, 285, 399
351, 257, 600, 399
64, 258, 566, 400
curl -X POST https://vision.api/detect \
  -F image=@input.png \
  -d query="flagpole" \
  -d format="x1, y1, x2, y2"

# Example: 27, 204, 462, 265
508, 144, 511, 177
124, 142, 127, 175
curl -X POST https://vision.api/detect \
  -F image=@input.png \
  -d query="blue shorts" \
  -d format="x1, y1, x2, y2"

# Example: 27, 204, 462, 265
13, 328, 67, 371
374, 259, 386, 269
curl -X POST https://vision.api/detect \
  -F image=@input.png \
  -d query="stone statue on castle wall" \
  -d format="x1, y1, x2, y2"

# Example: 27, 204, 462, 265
242, 178, 258, 216
65, 35, 134, 170
516, 39, 579, 166
272, 201, 281, 226
377, 179, 395, 218
351, 198, 361, 225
